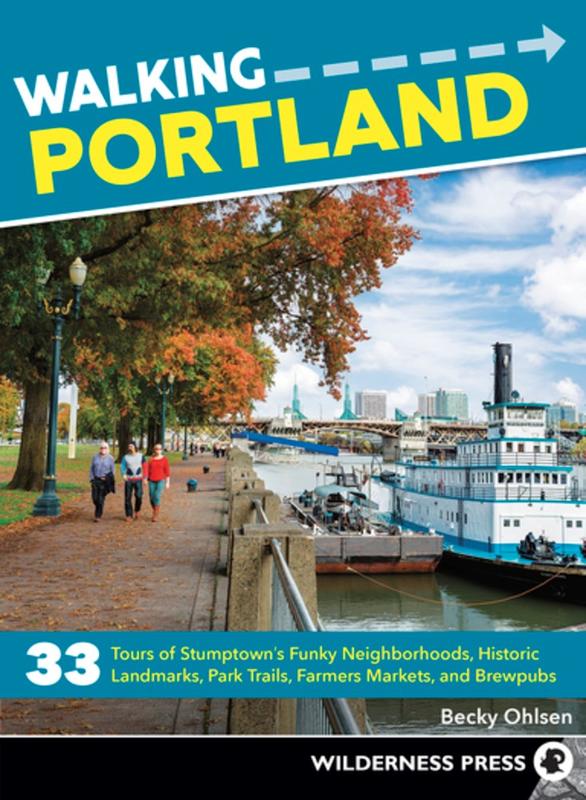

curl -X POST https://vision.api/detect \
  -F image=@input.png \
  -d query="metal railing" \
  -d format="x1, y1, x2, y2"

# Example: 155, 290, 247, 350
426, 452, 558, 467
248, 496, 362, 734
269, 537, 362, 735
405, 483, 584, 502
252, 498, 269, 524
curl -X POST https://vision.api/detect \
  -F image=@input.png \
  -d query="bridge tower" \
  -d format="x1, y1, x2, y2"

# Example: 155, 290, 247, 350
291, 381, 307, 420
339, 383, 358, 420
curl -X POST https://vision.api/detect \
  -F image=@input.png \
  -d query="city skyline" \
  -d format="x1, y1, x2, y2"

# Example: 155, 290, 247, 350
255, 156, 586, 421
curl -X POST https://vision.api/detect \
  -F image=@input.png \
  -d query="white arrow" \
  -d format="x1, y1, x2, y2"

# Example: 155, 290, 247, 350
517, 24, 566, 62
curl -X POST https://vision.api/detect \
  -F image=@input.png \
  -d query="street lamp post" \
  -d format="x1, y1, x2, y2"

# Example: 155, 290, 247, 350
33, 258, 88, 517
155, 373, 174, 451
182, 424, 189, 461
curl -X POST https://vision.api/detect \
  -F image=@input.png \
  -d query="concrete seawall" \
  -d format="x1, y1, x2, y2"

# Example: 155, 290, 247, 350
224, 447, 366, 734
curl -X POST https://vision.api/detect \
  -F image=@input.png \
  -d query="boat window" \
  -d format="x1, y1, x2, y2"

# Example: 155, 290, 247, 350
534, 474, 541, 484
464, 513, 468, 524
578, 521, 583, 528
506, 442, 513, 453
567, 520, 573, 527
498, 473, 505, 484
518, 443, 525, 453
546, 445, 552, 454
552, 474, 559, 485
525, 473, 531, 483
561, 475, 568, 485
543, 474, 550, 484
507, 473, 514, 483
534, 445, 541, 453
503, 519, 511, 527
513, 519, 520, 527
456, 513, 459, 522
516, 473, 523, 483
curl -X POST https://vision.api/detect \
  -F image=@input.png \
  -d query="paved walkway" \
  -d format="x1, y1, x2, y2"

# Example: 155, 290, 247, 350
0, 455, 229, 734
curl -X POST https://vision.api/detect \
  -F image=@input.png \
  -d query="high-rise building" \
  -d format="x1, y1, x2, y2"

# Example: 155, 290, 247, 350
435, 388, 469, 420
548, 400, 577, 426
355, 390, 387, 419
417, 392, 436, 417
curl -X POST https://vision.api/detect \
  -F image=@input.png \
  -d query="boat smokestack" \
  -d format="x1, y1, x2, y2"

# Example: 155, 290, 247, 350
493, 343, 512, 404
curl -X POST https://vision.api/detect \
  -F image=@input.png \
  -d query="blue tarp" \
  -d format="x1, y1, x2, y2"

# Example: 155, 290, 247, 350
231, 430, 338, 455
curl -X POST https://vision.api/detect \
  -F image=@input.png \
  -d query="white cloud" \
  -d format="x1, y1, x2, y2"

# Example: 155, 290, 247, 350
253, 351, 332, 418
554, 377, 583, 406
387, 386, 418, 415
551, 186, 586, 245
397, 241, 551, 275
523, 245, 586, 325
415, 166, 579, 239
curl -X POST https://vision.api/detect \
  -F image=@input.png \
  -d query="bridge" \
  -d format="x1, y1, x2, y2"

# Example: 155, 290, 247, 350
193, 417, 488, 458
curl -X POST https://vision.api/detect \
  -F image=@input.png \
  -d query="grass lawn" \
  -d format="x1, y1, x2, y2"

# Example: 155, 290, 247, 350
0, 445, 186, 526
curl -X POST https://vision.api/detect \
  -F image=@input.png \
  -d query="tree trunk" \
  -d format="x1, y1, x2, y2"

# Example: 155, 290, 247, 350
147, 416, 159, 455
117, 414, 132, 462
8, 378, 50, 491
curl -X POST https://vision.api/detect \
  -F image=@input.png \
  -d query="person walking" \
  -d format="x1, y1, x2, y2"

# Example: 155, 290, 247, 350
121, 441, 146, 522
89, 441, 116, 522
144, 443, 170, 522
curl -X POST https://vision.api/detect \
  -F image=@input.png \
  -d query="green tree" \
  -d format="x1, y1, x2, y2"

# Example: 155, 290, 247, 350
0, 180, 419, 489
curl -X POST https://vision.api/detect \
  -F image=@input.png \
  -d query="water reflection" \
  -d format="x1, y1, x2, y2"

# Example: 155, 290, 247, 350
317, 572, 586, 632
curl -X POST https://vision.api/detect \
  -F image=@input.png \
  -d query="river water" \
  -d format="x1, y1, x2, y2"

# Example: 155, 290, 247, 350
254, 452, 586, 736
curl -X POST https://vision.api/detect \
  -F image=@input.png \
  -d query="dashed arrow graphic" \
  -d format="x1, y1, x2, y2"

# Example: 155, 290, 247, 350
273, 23, 566, 83
517, 24, 566, 62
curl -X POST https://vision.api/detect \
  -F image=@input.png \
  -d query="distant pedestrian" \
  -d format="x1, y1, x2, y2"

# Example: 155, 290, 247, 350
89, 441, 116, 522
121, 441, 146, 521
144, 443, 170, 522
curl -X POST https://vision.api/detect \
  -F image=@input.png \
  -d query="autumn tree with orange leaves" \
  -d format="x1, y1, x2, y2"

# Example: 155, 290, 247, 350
0, 179, 419, 488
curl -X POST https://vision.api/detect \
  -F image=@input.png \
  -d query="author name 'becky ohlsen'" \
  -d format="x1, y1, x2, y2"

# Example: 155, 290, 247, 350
440, 706, 573, 730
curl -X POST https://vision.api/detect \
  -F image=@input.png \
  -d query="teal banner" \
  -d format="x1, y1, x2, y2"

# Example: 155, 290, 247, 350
1, 1, 585, 226
1, 631, 585, 698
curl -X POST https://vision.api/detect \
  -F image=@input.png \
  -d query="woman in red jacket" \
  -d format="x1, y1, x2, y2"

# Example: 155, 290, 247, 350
144, 443, 171, 522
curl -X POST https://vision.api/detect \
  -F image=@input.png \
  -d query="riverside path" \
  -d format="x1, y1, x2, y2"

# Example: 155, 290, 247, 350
0, 455, 229, 734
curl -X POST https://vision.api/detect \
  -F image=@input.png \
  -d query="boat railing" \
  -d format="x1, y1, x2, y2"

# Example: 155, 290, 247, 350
432, 453, 558, 467
405, 484, 585, 502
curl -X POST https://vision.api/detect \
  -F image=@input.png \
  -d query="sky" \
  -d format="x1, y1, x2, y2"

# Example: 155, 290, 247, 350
253, 155, 586, 422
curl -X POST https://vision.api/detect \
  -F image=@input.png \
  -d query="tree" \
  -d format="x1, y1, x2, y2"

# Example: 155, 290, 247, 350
0, 179, 419, 489
57, 403, 70, 440
0, 377, 19, 438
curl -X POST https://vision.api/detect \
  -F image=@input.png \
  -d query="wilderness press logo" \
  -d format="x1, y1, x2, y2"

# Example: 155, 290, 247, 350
533, 741, 574, 782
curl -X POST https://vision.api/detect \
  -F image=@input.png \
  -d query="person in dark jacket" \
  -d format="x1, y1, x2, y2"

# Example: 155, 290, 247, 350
121, 441, 146, 521
89, 442, 116, 522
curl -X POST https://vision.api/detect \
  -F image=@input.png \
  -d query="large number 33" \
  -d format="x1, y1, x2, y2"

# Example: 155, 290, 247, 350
26, 642, 101, 686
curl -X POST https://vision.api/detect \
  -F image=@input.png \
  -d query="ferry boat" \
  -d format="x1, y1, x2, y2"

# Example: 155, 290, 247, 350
387, 343, 586, 604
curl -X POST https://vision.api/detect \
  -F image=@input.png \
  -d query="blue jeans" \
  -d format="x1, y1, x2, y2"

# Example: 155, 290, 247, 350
148, 479, 165, 507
